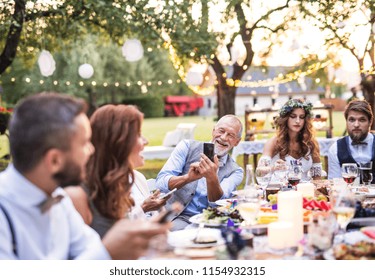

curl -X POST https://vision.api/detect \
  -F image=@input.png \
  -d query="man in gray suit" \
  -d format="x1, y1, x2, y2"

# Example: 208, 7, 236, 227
155, 115, 244, 231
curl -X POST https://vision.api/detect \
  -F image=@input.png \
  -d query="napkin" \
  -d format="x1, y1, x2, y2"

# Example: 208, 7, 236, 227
361, 227, 375, 239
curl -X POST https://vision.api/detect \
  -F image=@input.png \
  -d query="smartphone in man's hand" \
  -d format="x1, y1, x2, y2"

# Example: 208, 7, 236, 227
203, 142, 215, 162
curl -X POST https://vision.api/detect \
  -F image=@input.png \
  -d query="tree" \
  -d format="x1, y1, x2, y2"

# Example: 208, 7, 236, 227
1, 1, 303, 118
147, 1, 301, 117
0, 0, 174, 74
0, 34, 185, 105
0, 1, 187, 105
298, 0, 375, 128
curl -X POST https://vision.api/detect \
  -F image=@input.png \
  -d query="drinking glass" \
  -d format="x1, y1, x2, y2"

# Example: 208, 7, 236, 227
330, 189, 356, 244
273, 161, 288, 188
236, 197, 260, 228
287, 165, 303, 190
359, 161, 373, 187
255, 165, 272, 199
341, 163, 358, 191
243, 164, 256, 190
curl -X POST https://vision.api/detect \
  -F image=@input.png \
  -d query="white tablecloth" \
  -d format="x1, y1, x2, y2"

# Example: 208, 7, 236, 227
231, 137, 338, 160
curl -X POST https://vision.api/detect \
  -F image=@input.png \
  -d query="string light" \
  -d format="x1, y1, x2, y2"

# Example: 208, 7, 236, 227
5, 59, 370, 91
226, 61, 332, 88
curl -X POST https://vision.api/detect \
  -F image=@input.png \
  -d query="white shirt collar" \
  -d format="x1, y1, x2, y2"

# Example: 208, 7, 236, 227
0, 164, 64, 210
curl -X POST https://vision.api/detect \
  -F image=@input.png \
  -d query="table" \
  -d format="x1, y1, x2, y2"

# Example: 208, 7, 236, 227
231, 137, 338, 170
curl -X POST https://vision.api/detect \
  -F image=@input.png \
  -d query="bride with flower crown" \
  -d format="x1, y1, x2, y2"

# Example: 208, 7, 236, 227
257, 98, 323, 182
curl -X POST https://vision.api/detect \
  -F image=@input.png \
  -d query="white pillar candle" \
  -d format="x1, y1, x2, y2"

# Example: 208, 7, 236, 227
297, 182, 315, 197
267, 221, 294, 249
277, 191, 303, 246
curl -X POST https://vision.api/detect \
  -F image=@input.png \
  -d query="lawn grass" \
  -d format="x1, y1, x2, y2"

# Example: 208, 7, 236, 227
139, 111, 347, 182
0, 111, 347, 176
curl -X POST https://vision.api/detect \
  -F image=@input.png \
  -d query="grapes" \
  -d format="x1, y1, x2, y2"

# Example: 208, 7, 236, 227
268, 194, 277, 205
316, 194, 328, 202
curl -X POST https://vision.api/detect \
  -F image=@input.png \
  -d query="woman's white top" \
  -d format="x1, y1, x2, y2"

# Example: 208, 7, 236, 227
259, 153, 323, 182
129, 170, 154, 219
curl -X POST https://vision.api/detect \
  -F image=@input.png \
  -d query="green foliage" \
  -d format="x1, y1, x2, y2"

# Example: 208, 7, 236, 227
0, 33, 190, 106
122, 95, 164, 118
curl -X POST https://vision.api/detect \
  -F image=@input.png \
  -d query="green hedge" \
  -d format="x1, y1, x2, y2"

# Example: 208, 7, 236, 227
122, 95, 164, 118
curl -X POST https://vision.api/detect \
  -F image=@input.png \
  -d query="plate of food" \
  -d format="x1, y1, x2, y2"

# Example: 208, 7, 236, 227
167, 228, 225, 248
324, 240, 375, 260
189, 206, 243, 227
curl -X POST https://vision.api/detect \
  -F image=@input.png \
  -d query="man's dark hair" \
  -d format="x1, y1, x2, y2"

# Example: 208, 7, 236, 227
9, 92, 86, 173
344, 99, 374, 125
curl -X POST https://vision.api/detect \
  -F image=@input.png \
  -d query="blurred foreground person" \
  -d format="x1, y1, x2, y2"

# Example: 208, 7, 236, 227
66, 104, 169, 237
0, 93, 169, 260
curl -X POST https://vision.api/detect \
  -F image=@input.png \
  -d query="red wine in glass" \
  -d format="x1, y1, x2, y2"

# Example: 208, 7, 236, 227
342, 175, 356, 184
288, 177, 300, 187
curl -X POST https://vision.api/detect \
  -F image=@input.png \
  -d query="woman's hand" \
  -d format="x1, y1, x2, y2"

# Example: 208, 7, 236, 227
272, 159, 287, 172
141, 189, 168, 213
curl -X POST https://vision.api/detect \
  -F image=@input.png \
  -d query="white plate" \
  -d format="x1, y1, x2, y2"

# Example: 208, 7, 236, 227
219, 196, 267, 207
323, 248, 335, 260
214, 198, 238, 207
232, 189, 265, 198
167, 228, 224, 248
365, 188, 375, 198
189, 213, 242, 227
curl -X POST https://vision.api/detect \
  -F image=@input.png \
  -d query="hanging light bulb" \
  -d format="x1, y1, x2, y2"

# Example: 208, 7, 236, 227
122, 39, 144, 62
38, 50, 56, 77
78, 63, 94, 79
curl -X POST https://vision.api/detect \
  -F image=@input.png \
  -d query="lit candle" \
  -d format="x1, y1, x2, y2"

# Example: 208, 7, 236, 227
297, 182, 315, 198
267, 221, 294, 249
277, 191, 303, 246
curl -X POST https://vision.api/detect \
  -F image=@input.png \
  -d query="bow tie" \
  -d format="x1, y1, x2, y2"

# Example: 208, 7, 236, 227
39, 195, 64, 213
351, 141, 368, 146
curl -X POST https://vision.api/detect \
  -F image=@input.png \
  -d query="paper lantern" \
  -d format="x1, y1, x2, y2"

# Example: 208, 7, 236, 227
186, 71, 203, 86
122, 39, 144, 62
78, 63, 94, 79
38, 50, 56, 77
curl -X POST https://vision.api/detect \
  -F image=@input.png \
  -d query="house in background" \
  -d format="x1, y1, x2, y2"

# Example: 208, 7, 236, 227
199, 66, 325, 117
235, 66, 325, 114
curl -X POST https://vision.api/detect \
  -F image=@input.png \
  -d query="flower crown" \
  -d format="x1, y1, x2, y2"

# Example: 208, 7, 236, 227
278, 99, 313, 117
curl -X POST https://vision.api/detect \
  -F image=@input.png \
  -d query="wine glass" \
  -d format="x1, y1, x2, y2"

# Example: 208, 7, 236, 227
273, 161, 288, 188
236, 196, 260, 228
255, 165, 272, 199
341, 163, 358, 191
287, 165, 303, 190
330, 189, 356, 244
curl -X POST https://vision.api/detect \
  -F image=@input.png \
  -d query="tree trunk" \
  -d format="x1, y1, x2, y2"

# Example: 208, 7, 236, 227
216, 76, 236, 118
0, 0, 25, 75
361, 74, 375, 130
